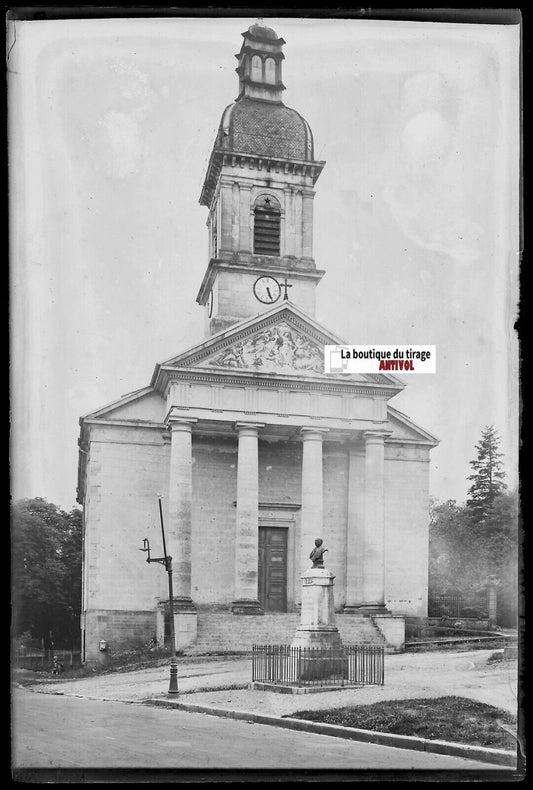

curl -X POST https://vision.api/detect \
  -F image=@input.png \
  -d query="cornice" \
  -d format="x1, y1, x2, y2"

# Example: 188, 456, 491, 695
82, 418, 166, 429
200, 148, 325, 207
196, 259, 324, 305
156, 366, 401, 398
386, 437, 437, 448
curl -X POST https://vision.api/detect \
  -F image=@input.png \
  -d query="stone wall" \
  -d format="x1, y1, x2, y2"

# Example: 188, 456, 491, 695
323, 446, 349, 607
188, 611, 386, 654
191, 436, 238, 604
82, 425, 169, 659
84, 609, 157, 661
384, 444, 430, 616
83, 425, 169, 613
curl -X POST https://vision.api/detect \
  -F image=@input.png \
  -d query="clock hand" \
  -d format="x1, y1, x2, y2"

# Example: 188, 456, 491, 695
266, 287, 272, 300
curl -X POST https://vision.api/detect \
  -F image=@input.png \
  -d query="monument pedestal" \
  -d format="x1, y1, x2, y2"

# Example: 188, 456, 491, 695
292, 567, 342, 649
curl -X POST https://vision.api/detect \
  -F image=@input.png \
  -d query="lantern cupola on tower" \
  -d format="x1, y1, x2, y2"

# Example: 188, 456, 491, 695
235, 20, 286, 103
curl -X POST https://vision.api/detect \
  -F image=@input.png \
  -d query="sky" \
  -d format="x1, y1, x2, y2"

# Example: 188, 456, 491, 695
9, 15, 520, 512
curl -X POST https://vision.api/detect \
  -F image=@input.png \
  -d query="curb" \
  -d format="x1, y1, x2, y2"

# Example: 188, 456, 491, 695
147, 699, 517, 767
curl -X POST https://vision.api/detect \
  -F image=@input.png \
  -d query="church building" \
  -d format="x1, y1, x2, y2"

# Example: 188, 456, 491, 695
77, 21, 438, 662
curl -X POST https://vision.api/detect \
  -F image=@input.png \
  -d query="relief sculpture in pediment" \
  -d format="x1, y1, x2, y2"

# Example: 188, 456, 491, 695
208, 322, 324, 373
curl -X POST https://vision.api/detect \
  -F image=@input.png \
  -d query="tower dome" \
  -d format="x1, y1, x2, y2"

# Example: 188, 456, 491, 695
209, 21, 315, 162
200, 22, 324, 209
216, 99, 314, 161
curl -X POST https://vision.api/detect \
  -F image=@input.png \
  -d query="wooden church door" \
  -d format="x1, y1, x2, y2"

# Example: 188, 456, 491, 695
258, 527, 287, 612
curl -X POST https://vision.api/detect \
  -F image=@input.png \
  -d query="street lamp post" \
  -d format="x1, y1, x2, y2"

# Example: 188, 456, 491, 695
139, 495, 179, 694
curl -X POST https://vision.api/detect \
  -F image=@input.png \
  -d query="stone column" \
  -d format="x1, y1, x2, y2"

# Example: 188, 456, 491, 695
359, 431, 390, 613
239, 185, 252, 252
300, 428, 329, 579
219, 182, 234, 252
344, 445, 365, 612
167, 416, 197, 648
301, 189, 314, 259
294, 190, 303, 258
232, 422, 265, 614
231, 182, 240, 251
284, 187, 294, 256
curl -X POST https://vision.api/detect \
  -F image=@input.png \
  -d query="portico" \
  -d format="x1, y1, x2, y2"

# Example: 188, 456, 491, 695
154, 307, 419, 634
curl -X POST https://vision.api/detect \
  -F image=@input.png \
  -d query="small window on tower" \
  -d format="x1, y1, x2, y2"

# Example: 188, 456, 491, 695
265, 58, 276, 84
251, 55, 262, 83
254, 196, 281, 256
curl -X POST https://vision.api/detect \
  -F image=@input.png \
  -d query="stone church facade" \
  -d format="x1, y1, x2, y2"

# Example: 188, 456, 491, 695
77, 22, 438, 662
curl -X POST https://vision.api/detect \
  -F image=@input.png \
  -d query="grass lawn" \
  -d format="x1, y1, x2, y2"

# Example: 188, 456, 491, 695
286, 696, 516, 750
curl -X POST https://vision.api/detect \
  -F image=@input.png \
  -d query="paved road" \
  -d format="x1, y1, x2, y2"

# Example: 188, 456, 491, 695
12, 689, 504, 773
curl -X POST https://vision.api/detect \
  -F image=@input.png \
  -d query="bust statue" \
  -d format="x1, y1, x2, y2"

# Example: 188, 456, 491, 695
309, 538, 328, 568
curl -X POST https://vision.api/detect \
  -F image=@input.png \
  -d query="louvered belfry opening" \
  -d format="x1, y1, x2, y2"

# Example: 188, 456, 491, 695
254, 199, 281, 255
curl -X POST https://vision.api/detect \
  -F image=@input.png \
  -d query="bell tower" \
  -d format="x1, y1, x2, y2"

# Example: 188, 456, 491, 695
196, 20, 326, 335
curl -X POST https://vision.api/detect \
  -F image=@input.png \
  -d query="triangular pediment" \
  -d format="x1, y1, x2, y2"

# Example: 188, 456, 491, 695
81, 387, 166, 422
199, 317, 329, 376
388, 407, 440, 446
155, 303, 403, 388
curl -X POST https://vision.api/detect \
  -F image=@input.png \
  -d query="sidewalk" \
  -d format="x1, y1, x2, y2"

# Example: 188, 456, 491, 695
15, 648, 519, 767
17, 648, 517, 714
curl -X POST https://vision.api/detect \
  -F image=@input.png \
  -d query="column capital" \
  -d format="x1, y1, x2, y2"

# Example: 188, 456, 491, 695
234, 421, 265, 436
363, 430, 392, 444
300, 427, 329, 441
166, 413, 198, 432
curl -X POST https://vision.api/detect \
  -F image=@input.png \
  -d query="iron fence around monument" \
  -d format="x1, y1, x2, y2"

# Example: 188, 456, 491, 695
251, 644, 384, 687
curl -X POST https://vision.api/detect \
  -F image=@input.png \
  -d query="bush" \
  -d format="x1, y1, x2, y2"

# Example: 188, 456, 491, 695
460, 607, 483, 618
106, 639, 172, 669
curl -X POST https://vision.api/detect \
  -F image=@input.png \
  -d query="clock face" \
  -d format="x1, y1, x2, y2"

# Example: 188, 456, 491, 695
207, 290, 214, 318
253, 276, 281, 304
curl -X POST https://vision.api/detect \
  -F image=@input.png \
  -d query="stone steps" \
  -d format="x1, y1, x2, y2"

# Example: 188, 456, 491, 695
185, 612, 386, 654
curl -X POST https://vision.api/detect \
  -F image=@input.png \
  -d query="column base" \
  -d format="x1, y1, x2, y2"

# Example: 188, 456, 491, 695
169, 597, 197, 614
231, 599, 264, 615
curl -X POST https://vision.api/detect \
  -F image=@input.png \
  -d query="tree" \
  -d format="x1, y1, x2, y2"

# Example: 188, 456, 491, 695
483, 490, 520, 626
466, 425, 507, 522
11, 498, 82, 647
429, 491, 519, 624
429, 427, 517, 624
429, 498, 488, 595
